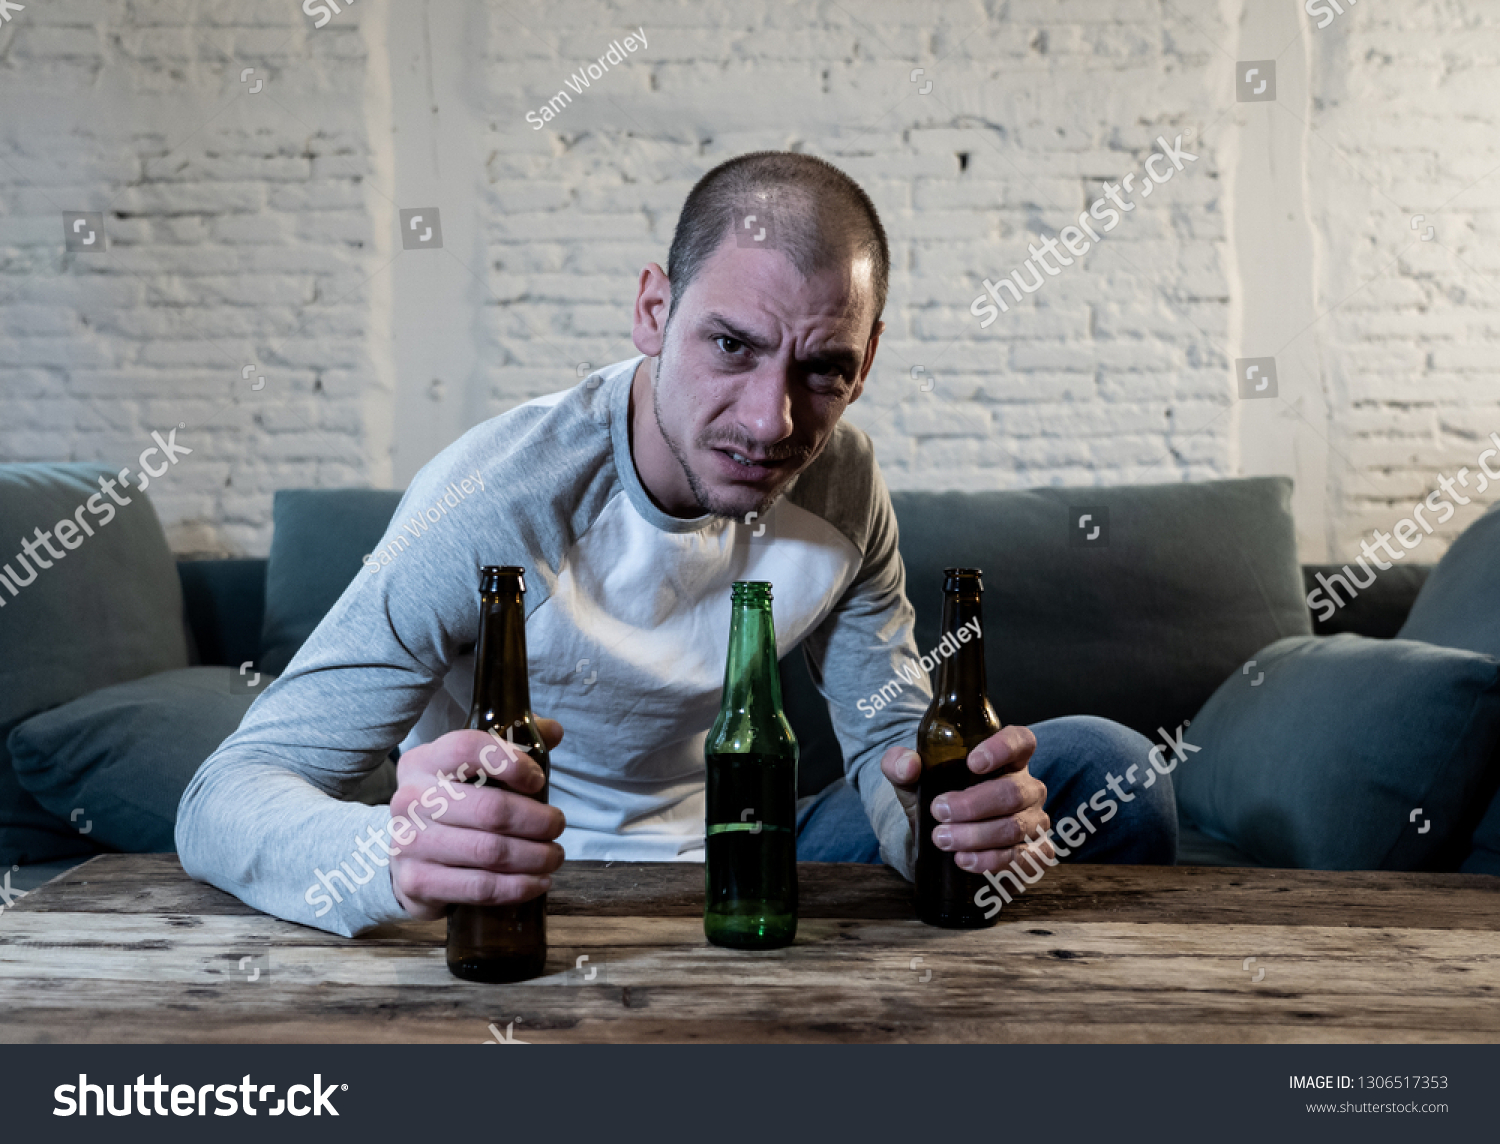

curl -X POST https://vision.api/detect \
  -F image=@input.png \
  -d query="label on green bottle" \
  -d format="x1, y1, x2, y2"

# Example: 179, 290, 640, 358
706, 821, 793, 836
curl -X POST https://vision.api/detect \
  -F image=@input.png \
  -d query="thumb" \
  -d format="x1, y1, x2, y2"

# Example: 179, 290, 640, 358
881, 745, 922, 792
535, 716, 564, 750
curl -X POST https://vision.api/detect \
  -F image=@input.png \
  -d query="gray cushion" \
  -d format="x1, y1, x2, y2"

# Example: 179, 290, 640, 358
1398, 499, 1500, 657
259, 489, 403, 675
788, 476, 1310, 794
891, 477, 1310, 741
0, 462, 190, 864
1398, 498, 1500, 871
1176, 634, 1500, 871
8, 666, 396, 852
1463, 789, 1500, 875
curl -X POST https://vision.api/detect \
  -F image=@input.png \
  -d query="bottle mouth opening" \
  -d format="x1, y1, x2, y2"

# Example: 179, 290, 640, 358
942, 567, 984, 593
480, 565, 527, 593
731, 580, 773, 602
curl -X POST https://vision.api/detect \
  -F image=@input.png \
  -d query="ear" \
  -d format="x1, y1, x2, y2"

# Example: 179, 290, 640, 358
632, 263, 672, 357
847, 319, 884, 406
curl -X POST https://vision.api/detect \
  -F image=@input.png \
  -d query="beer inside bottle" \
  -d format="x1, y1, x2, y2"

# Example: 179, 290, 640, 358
704, 581, 798, 950
915, 567, 1004, 929
446, 565, 551, 983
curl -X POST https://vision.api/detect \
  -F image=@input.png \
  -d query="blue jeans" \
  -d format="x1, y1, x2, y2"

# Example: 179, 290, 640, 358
795, 715, 1178, 865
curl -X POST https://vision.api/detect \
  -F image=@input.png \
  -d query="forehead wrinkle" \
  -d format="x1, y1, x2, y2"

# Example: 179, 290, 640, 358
687, 231, 874, 359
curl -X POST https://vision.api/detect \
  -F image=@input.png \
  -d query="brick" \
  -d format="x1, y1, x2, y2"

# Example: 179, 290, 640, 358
5, 1, 1498, 562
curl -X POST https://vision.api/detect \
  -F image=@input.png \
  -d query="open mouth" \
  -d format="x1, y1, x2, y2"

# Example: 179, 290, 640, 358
711, 448, 795, 483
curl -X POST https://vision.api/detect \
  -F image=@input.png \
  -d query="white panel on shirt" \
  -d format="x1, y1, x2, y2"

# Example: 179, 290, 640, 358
401, 487, 862, 862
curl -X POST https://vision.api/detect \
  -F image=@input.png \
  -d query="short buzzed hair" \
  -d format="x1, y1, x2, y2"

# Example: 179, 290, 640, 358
665, 151, 890, 338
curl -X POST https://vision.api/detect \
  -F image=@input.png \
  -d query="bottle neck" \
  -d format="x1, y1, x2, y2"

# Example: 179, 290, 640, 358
718, 601, 784, 723
931, 588, 986, 710
469, 589, 532, 730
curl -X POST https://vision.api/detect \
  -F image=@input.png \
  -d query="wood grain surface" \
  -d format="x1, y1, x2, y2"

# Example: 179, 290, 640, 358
1, 855, 1497, 1043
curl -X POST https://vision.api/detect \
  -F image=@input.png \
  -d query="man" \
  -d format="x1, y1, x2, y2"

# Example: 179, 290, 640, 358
177, 151, 1175, 937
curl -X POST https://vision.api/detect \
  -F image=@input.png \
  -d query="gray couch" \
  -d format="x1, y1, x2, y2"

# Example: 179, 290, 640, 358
158, 476, 1434, 869
0, 468, 1457, 892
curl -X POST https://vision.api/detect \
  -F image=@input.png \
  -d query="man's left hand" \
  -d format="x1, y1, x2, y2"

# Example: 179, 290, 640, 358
880, 725, 1055, 873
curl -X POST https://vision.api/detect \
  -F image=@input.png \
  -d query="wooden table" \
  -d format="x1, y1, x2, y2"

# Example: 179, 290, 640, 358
2, 854, 1497, 1043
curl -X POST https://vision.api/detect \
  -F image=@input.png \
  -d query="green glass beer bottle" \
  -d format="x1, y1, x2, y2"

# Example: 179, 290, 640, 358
704, 581, 799, 950
915, 568, 1004, 929
446, 565, 552, 983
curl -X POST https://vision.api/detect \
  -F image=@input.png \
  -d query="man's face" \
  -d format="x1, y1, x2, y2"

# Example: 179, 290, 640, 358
631, 233, 883, 521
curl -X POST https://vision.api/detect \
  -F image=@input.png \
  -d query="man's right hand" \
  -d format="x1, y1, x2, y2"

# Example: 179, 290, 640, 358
388, 721, 566, 920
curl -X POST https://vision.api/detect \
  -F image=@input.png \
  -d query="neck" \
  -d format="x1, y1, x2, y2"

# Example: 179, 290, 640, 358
932, 592, 986, 706
720, 601, 784, 721
470, 590, 532, 729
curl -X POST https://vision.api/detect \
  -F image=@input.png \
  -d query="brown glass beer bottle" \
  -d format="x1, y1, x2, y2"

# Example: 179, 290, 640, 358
446, 565, 551, 983
914, 568, 1004, 928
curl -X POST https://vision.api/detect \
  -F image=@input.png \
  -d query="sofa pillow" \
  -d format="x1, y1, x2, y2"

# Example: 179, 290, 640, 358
1175, 634, 1500, 871
1397, 497, 1500, 870
1398, 499, 1500, 657
785, 476, 1310, 794
259, 489, 403, 675
890, 476, 1311, 742
8, 666, 397, 852
1462, 786, 1500, 875
0, 462, 190, 865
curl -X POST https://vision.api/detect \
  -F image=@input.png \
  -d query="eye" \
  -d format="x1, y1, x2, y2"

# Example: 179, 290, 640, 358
713, 334, 746, 355
806, 363, 853, 391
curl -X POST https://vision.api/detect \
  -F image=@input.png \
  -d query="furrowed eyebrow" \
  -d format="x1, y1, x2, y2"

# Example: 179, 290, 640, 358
702, 312, 774, 353
703, 312, 860, 375
806, 347, 861, 376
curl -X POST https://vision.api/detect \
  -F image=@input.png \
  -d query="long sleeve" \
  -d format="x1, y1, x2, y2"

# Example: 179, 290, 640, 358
174, 404, 582, 936
796, 463, 929, 879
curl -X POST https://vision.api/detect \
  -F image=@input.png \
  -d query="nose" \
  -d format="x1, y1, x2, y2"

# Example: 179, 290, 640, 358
735, 363, 795, 447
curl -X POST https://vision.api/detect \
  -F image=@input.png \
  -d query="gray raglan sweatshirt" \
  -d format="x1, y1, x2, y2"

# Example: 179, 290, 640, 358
176, 355, 933, 936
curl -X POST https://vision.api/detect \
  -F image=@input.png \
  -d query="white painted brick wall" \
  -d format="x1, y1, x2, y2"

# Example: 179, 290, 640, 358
0, 0, 385, 555
1302, 2, 1500, 558
0, 0, 1495, 565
